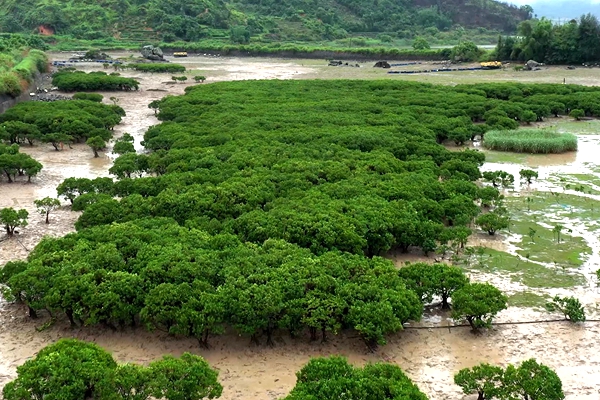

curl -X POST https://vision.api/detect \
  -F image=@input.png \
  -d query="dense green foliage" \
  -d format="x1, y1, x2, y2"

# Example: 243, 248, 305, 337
87, 136, 107, 158
75, 80, 498, 256
454, 363, 504, 400
398, 263, 469, 309
0, 0, 530, 43
545, 296, 586, 323
0, 99, 125, 149
496, 14, 600, 64
284, 356, 428, 400
2, 339, 222, 400
483, 130, 578, 154
1, 220, 422, 347
128, 63, 186, 73
451, 283, 507, 331
113, 132, 136, 155
52, 70, 139, 92
456, 359, 565, 400
0, 207, 28, 235
3, 80, 595, 348
0, 34, 48, 97
519, 169, 538, 184
476, 210, 509, 235
72, 92, 103, 102
0, 143, 42, 183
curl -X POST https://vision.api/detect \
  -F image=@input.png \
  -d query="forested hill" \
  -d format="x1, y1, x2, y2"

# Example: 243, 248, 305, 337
0, 0, 532, 43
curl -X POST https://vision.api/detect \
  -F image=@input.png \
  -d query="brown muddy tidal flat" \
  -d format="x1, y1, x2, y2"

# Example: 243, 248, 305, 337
2, 54, 600, 399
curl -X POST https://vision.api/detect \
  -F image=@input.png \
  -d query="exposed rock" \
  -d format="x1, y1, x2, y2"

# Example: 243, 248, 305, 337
141, 45, 164, 61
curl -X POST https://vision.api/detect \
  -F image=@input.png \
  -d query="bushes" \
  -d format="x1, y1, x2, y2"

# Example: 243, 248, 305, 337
0, 99, 124, 145
285, 356, 428, 400
72, 92, 103, 102
483, 129, 578, 153
2, 339, 222, 400
1, 221, 423, 347
455, 359, 564, 400
127, 63, 186, 73
0, 143, 42, 183
52, 70, 139, 91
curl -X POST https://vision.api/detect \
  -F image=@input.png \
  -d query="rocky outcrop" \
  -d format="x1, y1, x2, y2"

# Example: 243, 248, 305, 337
141, 45, 164, 61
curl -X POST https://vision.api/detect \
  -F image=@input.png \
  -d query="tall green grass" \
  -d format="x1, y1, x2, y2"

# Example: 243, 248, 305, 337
483, 129, 578, 154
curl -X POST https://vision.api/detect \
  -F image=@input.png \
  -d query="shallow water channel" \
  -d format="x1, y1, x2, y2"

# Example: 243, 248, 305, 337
1, 58, 600, 399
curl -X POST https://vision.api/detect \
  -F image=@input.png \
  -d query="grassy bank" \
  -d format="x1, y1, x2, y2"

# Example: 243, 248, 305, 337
0, 49, 48, 97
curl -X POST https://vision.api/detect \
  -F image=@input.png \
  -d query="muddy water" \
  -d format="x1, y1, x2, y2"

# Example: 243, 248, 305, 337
2, 57, 600, 399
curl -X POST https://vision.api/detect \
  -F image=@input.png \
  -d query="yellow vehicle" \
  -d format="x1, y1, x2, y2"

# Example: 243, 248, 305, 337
480, 61, 503, 69
173, 52, 188, 57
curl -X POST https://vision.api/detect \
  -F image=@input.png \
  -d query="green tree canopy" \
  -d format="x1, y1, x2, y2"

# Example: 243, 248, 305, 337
34, 197, 61, 224
451, 283, 507, 331
0, 207, 28, 235
2, 339, 223, 400
284, 356, 428, 400
398, 262, 469, 309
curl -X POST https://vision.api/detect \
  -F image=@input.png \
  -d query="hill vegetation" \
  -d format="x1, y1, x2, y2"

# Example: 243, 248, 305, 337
0, 34, 48, 97
0, 0, 532, 43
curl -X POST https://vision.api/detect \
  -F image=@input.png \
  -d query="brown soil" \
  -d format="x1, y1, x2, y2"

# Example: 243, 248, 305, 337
2, 54, 600, 399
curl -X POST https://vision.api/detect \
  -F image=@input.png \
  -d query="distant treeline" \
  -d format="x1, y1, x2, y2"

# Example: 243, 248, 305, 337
496, 13, 600, 64
159, 42, 452, 60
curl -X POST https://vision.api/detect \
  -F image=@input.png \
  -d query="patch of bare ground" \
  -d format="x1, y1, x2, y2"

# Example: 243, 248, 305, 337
1, 300, 600, 400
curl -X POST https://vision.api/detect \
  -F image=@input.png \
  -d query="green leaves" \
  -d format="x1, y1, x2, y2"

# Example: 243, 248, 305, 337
149, 353, 223, 400
454, 363, 504, 400
398, 262, 469, 309
0, 207, 28, 235
51, 70, 139, 92
455, 359, 564, 400
0, 143, 42, 182
2, 339, 117, 400
285, 356, 428, 400
451, 283, 507, 331
86, 135, 107, 157
545, 295, 586, 323
519, 169, 538, 184
2, 339, 222, 400
476, 211, 509, 236
34, 197, 60, 223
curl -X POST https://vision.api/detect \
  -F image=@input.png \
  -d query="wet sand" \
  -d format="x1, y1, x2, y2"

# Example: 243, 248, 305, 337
2, 55, 600, 399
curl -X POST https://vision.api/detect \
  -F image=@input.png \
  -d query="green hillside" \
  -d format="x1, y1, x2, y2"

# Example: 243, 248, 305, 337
0, 0, 532, 43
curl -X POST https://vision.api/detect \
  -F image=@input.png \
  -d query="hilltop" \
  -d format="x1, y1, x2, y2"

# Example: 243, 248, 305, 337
0, 0, 532, 43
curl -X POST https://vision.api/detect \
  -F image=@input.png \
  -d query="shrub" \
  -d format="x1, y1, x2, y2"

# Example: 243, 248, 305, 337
52, 70, 139, 91
545, 296, 586, 322
127, 63, 186, 73
284, 356, 428, 400
72, 92, 104, 102
570, 108, 585, 120
412, 36, 430, 50
483, 129, 577, 153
